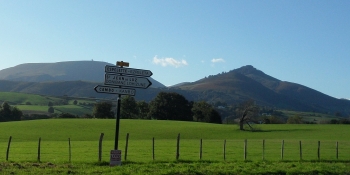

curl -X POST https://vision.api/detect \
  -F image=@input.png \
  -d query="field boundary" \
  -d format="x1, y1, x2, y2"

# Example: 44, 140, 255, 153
3, 133, 350, 163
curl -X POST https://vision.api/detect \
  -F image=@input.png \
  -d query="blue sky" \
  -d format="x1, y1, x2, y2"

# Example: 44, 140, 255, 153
0, 1, 349, 99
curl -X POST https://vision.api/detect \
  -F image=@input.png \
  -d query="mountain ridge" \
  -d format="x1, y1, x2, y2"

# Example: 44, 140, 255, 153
0, 61, 349, 116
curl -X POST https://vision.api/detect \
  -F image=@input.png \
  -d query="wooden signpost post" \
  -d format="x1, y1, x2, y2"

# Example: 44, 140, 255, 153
94, 61, 153, 166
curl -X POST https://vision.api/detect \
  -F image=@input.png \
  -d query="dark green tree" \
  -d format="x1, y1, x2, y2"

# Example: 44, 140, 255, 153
48, 106, 55, 114
0, 102, 12, 121
73, 100, 78, 105
121, 96, 138, 119
137, 101, 150, 119
209, 109, 222, 124
92, 102, 114, 119
11, 107, 22, 121
148, 92, 192, 121
58, 113, 77, 118
192, 101, 222, 124
0, 102, 23, 122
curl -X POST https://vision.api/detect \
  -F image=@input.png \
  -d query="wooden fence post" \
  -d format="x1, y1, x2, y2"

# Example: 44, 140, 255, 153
299, 141, 302, 160
68, 138, 71, 163
244, 139, 247, 160
124, 133, 129, 161
6, 136, 12, 161
37, 137, 41, 162
281, 140, 284, 160
223, 139, 226, 161
98, 133, 104, 162
336, 141, 339, 160
199, 139, 202, 160
152, 137, 155, 160
317, 141, 320, 160
262, 139, 265, 160
176, 133, 180, 160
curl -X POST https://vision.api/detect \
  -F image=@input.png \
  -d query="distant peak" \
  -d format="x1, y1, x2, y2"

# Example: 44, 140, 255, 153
233, 65, 261, 74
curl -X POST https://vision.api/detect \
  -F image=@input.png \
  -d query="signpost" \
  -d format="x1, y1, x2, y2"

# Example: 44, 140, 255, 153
94, 85, 136, 96
105, 65, 153, 77
104, 74, 152, 89
94, 61, 153, 166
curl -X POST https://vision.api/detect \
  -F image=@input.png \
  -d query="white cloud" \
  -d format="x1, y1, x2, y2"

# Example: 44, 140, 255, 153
152, 56, 188, 68
211, 58, 225, 63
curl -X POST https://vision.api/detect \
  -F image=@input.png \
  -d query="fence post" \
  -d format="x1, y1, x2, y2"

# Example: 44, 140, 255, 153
37, 137, 41, 162
223, 139, 226, 161
124, 133, 129, 161
317, 141, 320, 160
176, 133, 180, 160
6, 136, 12, 161
336, 141, 338, 160
299, 141, 302, 160
68, 138, 71, 163
153, 137, 155, 160
98, 133, 104, 162
262, 139, 265, 160
199, 139, 202, 160
244, 139, 247, 160
281, 140, 284, 160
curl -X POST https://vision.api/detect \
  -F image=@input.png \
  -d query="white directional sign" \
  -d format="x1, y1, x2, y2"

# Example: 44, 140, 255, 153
94, 85, 136, 96
104, 74, 152, 89
105, 65, 153, 77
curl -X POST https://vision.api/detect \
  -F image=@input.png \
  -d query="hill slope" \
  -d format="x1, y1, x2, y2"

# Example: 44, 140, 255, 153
1, 63, 349, 115
177, 65, 350, 115
0, 61, 166, 88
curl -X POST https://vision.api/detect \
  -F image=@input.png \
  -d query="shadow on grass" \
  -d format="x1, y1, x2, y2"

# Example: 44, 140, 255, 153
242, 129, 313, 132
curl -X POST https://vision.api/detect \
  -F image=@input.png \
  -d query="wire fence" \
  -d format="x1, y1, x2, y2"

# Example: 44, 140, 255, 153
2, 134, 350, 163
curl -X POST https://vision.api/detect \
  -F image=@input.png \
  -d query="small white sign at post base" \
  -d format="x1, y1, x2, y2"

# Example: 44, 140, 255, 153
110, 150, 122, 166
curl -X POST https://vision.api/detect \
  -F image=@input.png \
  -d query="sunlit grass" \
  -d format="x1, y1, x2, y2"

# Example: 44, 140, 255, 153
2, 119, 350, 174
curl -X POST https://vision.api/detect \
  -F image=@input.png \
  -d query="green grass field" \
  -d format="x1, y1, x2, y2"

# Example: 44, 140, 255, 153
279, 110, 341, 123
1, 119, 350, 174
0, 92, 96, 116
0, 92, 62, 105
16, 104, 93, 116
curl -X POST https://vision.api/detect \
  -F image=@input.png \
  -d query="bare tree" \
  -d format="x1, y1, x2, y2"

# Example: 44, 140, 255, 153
237, 100, 259, 131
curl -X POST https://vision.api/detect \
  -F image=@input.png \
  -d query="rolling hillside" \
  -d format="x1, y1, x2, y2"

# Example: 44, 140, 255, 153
0, 62, 349, 116
0, 61, 166, 88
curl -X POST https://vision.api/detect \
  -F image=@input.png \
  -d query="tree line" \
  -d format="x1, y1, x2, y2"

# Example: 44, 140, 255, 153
0, 102, 22, 122
92, 92, 222, 124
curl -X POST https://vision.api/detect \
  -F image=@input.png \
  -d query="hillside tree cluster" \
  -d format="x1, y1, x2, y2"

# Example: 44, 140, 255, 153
0, 102, 22, 122
92, 92, 222, 124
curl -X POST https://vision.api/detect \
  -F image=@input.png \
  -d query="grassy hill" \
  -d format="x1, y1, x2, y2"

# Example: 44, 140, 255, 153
0, 92, 61, 105
0, 92, 96, 116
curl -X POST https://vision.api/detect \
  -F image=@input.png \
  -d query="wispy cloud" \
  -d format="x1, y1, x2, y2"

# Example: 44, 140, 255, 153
153, 56, 188, 68
211, 58, 225, 63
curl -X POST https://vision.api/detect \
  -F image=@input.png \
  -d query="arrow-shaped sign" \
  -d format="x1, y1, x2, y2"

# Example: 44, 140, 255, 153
104, 74, 152, 89
94, 85, 136, 96
105, 65, 153, 77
